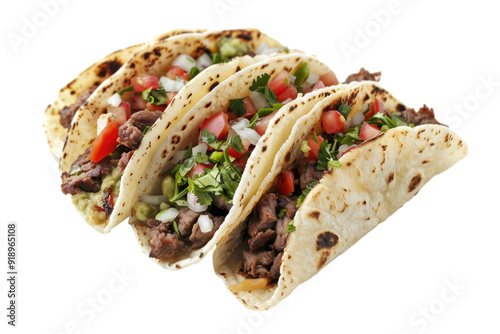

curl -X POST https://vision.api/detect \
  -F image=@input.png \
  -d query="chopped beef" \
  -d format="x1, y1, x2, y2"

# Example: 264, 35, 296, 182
343, 68, 381, 84
248, 229, 277, 252
299, 163, 325, 191
177, 207, 200, 238
118, 150, 134, 172
118, 109, 162, 149
273, 216, 291, 252
59, 86, 97, 129
401, 105, 444, 126
242, 250, 276, 278
149, 223, 188, 259
214, 196, 233, 211
247, 193, 278, 238
189, 216, 224, 250
61, 147, 112, 195
268, 252, 284, 280
276, 195, 298, 219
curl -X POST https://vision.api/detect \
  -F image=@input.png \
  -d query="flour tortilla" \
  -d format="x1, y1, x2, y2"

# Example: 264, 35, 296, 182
213, 82, 468, 310
130, 53, 342, 269
59, 29, 285, 233
44, 29, 204, 159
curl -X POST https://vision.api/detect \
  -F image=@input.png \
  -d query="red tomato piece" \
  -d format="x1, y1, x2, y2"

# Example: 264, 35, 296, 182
232, 157, 248, 173
319, 71, 339, 86
321, 110, 344, 134
364, 98, 388, 120
307, 136, 324, 160
166, 66, 188, 80
227, 145, 247, 158
268, 71, 289, 96
199, 112, 230, 141
89, 122, 119, 162
131, 74, 159, 93
254, 110, 279, 136
186, 163, 214, 179
146, 104, 167, 112
242, 97, 258, 119
276, 84, 298, 103
359, 122, 381, 141
277, 170, 295, 196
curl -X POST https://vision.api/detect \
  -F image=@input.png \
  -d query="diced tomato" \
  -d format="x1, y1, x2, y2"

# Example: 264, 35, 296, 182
319, 71, 339, 86
146, 104, 167, 112
277, 170, 295, 196
321, 109, 344, 134
199, 112, 230, 141
131, 74, 159, 93
232, 157, 248, 173
89, 121, 119, 163
186, 163, 214, 179
276, 84, 298, 103
166, 66, 189, 80
268, 71, 289, 96
227, 145, 247, 158
312, 80, 326, 91
242, 97, 258, 119
254, 110, 278, 136
307, 136, 324, 160
364, 98, 388, 120
359, 122, 381, 141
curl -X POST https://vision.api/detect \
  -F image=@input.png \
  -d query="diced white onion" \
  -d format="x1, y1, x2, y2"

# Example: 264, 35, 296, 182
249, 91, 270, 110
337, 144, 357, 159
187, 192, 208, 212
255, 42, 284, 55
351, 111, 365, 127
360, 103, 370, 114
140, 194, 169, 206
195, 53, 212, 69
198, 215, 214, 233
288, 75, 296, 86
155, 207, 180, 223
172, 54, 196, 72
192, 143, 208, 156
231, 118, 261, 145
97, 113, 115, 135
107, 93, 122, 107
306, 72, 319, 85
159, 76, 185, 92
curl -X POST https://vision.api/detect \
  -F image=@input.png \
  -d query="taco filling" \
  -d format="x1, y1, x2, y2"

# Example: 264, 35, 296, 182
229, 100, 442, 292
60, 38, 271, 225
133, 63, 339, 260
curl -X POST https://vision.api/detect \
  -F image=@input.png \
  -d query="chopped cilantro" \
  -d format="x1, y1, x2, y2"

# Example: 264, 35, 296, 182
286, 220, 296, 233
278, 209, 287, 218
229, 98, 247, 117
200, 129, 224, 150
264, 85, 279, 105
296, 179, 319, 208
228, 135, 244, 154
141, 87, 168, 105
142, 126, 151, 135
118, 86, 134, 95
248, 103, 283, 129
189, 66, 202, 80
249, 74, 271, 93
337, 103, 351, 119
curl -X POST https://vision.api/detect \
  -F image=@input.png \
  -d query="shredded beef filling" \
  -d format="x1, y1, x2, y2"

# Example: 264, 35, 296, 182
401, 105, 443, 126
147, 208, 225, 260
118, 109, 163, 149
343, 68, 381, 84
59, 86, 97, 129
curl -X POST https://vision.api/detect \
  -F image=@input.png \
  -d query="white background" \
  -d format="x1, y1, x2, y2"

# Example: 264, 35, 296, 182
1, 0, 499, 333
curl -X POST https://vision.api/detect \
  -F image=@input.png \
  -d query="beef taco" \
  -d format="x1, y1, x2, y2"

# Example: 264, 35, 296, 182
212, 82, 468, 310
44, 29, 205, 159
129, 53, 343, 269
59, 28, 288, 233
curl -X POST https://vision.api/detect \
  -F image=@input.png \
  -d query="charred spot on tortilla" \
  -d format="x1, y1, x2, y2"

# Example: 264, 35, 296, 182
171, 135, 181, 145
209, 82, 219, 91
316, 232, 339, 251
261, 63, 269, 69
205, 102, 212, 108
422, 160, 429, 164
274, 117, 281, 125
408, 174, 422, 192
129, 62, 135, 69
236, 33, 252, 41
199, 252, 204, 258
142, 52, 152, 60
309, 211, 320, 219
262, 146, 267, 152
387, 172, 394, 184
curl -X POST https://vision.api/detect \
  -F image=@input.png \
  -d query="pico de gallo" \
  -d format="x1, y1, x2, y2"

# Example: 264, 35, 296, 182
60, 37, 273, 226
228, 98, 431, 292
132, 63, 340, 260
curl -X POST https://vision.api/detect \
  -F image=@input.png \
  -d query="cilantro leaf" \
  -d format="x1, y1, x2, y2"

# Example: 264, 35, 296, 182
229, 98, 247, 117
296, 179, 319, 208
118, 86, 134, 95
141, 87, 168, 105
264, 85, 279, 105
200, 129, 224, 150
339, 126, 362, 146
228, 135, 244, 154
189, 66, 202, 80
248, 103, 284, 129
249, 74, 271, 93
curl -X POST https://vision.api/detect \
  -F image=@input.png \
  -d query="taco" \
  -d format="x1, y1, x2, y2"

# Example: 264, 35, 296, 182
129, 53, 342, 269
59, 28, 288, 233
44, 29, 205, 159
212, 82, 468, 310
